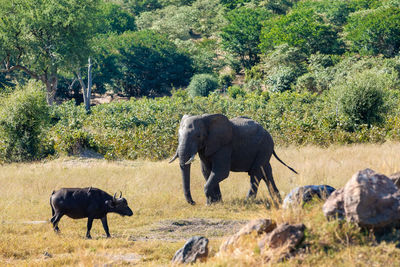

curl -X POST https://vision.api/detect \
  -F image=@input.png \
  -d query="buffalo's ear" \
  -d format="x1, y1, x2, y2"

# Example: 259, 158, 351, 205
105, 200, 115, 208
203, 114, 232, 157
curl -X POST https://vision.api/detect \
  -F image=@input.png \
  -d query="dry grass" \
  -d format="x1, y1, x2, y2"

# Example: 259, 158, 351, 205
0, 143, 400, 266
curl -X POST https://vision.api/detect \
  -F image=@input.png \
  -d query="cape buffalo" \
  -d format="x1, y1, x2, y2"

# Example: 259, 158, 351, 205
50, 187, 133, 238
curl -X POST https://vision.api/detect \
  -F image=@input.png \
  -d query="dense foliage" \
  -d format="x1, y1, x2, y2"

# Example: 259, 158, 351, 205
1, 0, 400, 162
95, 30, 193, 97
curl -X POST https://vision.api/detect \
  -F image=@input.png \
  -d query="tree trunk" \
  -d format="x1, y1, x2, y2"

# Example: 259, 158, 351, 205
43, 75, 57, 106
86, 57, 92, 112
76, 57, 92, 112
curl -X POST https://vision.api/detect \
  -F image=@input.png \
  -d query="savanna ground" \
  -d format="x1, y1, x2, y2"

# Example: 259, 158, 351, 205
1, 143, 400, 266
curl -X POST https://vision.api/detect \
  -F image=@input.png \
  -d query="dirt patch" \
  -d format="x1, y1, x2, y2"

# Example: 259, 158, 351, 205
131, 218, 247, 242
98, 253, 141, 264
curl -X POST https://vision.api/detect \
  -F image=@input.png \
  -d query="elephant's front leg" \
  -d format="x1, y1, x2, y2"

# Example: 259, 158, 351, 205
201, 160, 222, 202
204, 147, 231, 205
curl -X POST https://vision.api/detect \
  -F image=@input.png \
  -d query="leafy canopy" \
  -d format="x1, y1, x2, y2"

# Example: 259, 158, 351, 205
97, 30, 193, 97
344, 7, 400, 57
260, 7, 343, 55
221, 7, 271, 69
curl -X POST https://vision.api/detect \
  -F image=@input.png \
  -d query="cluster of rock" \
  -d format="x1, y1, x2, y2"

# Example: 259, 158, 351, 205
172, 168, 400, 264
172, 219, 306, 264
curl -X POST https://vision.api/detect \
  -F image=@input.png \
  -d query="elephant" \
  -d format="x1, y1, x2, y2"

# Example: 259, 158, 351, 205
169, 114, 297, 205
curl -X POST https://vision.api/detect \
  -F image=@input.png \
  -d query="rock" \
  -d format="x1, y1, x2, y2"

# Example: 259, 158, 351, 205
323, 168, 400, 229
389, 172, 400, 188
259, 223, 305, 251
258, 223, 306, 262
322, 188, 345, 220
219, 219, 276, 253
172, 236, 209, 264
283, 185, 336, 208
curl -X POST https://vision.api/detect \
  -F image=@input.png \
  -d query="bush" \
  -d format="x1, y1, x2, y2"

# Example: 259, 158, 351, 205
228, 85, 246, 98
0, 81, 50, 162
327, 69, 391, 131
187, 74, 219, 97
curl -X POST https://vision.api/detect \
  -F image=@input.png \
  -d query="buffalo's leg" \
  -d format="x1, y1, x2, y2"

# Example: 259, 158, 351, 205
101, 216, 111, 238
86, 217, 94, 239
51, 212, 63, 232
246, 175, 261, 199
201, 161, 221, 202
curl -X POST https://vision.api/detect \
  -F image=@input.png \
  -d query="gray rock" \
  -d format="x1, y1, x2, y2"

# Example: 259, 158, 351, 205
258, 223, 305, 251
219, 219, 276, 253
323, 168, 400, 229
258, 223, 306, 262
322, 188, 345, 219
283, 185, 336, 208
172, 236, 209, 264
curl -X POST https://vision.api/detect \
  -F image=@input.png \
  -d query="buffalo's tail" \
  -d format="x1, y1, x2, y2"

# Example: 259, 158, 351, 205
272, 150, 298, 174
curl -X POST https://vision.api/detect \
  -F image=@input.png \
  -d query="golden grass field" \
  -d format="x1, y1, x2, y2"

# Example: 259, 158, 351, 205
1, 143, 400, 266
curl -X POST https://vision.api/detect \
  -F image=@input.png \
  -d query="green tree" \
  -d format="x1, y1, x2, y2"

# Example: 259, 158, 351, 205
260, 7, 343, 55
98, 30, 193, 97
221, 7, 271, 69
136, 0, 225, 40
99, 2, 137, 34
344, 7, 400, 57
0, 0, 101, 105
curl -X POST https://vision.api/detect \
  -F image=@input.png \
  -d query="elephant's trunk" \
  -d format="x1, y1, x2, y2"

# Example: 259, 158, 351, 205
178, 143, 197, 205
180, 163, 195, 205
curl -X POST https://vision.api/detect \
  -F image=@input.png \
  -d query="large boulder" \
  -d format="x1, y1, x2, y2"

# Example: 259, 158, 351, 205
283, 185, 336, 209
323, 168, 400, 228
172, 236, 209, 264
219, 219, 276, 253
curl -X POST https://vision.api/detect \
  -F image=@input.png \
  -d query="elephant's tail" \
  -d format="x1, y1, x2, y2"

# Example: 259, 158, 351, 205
272, 150, 298, 174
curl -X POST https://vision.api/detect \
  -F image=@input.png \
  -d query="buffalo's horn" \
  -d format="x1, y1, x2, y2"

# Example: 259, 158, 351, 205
168, 152, 178, 163
119, 191, 122, 198
185, 154, 196, 165
113, 192, 117, 200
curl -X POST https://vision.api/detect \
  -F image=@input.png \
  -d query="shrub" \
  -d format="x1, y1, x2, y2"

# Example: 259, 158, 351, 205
187, 74, 219, 97
328, 69, 391, 131
228, 85, 246, 99
0, 81, 50, 161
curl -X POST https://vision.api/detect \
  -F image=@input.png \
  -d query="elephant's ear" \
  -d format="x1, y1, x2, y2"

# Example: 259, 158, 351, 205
180, 114, 191, 128
204, 114, 233, 157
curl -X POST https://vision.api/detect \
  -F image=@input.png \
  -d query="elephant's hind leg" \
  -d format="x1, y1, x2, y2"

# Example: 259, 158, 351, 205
261, 163, 281, 203
246, 175, 261, 199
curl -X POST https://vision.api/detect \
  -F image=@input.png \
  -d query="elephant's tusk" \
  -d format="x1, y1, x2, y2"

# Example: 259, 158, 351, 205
168, 152, 178, 163
185, 154, 196, 165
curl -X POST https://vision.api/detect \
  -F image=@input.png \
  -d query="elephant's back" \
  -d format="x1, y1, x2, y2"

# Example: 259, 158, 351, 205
231, 117, 269, 141
230, 117, 274, 171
